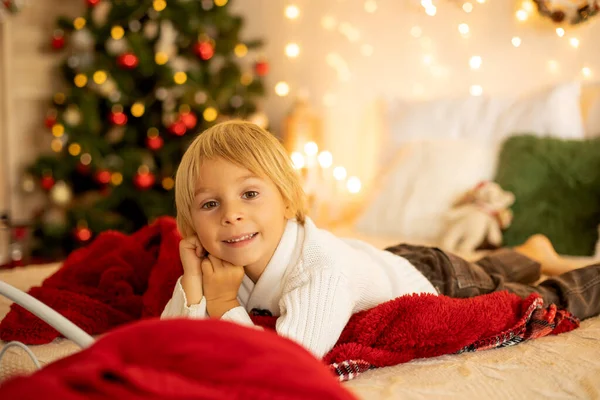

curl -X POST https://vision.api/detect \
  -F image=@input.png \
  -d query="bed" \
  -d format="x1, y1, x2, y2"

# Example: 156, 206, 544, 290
2, 82, 600, 396
1, 231, 599, 399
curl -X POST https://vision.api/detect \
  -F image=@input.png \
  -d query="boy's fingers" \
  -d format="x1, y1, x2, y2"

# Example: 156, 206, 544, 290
201, 258, 213, 276
207, 255, 223, 270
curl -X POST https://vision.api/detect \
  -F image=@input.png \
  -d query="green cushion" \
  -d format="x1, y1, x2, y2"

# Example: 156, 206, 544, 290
494, 135, 600, 256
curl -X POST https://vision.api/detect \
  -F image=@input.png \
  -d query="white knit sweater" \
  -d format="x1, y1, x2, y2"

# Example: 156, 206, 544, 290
161, 217, 436, 358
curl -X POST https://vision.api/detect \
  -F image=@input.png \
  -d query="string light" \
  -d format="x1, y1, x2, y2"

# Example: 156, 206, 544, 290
74, 74, 88, 87
458, 23, 470, 36
174, 71, 188, 84
153, 0, 166, 12
52, 124, 65, 137
548, 60, 559, 73
68, 143, 82, 156
570, 38, 579, 48
462, 2, 473, 13
162, 177, 175, 190
240, 72, 253, 86
291, 152, 305, 169
203, 107, 218, 122
469, 55, 482, 69
73, 17, 86, 30
304, 141, 318, 156
321, 16, 337, 31
346, 176, 362, 193
155, 52, 169, 65
333, 166, 347, 181
275, 81, 290, 96
318, 151, 333, 168
54, 93, 66, 104
285, 5, 300, 19
131, 102, 145, 117
582, 67, 592, 79
516, 9, 528, 21
111, 26, 125, 40
111, 172, 123, 186
285, 43, 300, 58
93, 70, 107, 84
470, 85, 483, 96
364, 0, 377, 13
80, 153, 92, 165
511, 37, 522, 47
51, 138, 63, 152
556, 28, 565, 37
234, 43, 248, 57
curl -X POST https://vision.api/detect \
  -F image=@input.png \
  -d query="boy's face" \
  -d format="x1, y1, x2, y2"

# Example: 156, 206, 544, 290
191, 157, 291, 275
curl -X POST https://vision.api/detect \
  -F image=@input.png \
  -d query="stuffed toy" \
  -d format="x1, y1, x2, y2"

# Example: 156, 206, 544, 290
441, 181, 515, 255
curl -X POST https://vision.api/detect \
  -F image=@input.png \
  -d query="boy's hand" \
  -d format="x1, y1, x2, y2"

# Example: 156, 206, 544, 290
179, 236, 205, 306
202, 255, 245, 318
179, 236, 205, 276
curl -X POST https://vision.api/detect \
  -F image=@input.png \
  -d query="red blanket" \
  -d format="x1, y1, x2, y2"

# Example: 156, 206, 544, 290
0, 318, 358, 400
0, 218, 579, 381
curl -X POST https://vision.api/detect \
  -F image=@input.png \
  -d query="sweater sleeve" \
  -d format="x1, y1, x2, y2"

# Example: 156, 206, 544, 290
160, 276, 208, 319
161, 276, 257, 328
275, 268, 353, 359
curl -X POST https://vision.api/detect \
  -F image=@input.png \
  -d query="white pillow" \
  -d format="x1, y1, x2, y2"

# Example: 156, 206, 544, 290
380, 82, 584, 165
357, 82, 585, 242
355, 139, 495, 242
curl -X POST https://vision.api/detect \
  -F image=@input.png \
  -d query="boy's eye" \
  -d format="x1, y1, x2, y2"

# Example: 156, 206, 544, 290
201, 201, 218, 209
243, 191, 259, 199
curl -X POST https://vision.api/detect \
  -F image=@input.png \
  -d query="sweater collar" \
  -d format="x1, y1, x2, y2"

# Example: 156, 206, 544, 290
246, 218, 303, 313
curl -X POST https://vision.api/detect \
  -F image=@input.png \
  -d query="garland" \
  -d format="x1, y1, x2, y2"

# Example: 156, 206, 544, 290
533, 0, 600, 25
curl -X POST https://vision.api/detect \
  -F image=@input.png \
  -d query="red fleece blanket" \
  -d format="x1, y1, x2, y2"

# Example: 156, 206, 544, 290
0, 217, 579, 381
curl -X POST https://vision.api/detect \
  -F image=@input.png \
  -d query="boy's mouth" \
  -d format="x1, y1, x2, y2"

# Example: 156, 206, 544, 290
223, 232, 258, 244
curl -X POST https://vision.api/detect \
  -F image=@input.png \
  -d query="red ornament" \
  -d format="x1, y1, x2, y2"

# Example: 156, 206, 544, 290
194, 41, 214, 60
86, 0, 101, 6
134, 172, 156, 190
44, 115, 57, 129
146, 136, 164, 151
74, 227, 92, 243
76, 163, 91, 175
180, 112, 197, 129
40, 175, 55, 191
169, 120, 187, 136
94, 169, 111, 185
254, 60, 269, 77
109, 111, 128, 126
117, 52, 139, 69
51, 34, 65, 50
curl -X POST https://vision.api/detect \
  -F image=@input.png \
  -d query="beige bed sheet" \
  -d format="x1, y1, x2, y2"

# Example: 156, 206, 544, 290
1, 232, 600, 398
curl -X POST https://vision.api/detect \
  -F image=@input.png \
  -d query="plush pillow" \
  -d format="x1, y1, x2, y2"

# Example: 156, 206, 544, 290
355, 139, 496, 241
380, 82, 585, 166
494, 135, 600, 256
356, 83, 586, 243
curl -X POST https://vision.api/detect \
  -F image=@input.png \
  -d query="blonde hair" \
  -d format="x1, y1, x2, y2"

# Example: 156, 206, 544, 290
175, 120, 307, 238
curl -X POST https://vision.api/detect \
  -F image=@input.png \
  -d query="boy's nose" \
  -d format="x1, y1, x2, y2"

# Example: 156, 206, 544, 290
221, 206, 244, 225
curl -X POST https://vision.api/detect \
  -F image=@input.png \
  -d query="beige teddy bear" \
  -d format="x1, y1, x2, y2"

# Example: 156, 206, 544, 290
441, 181, 515, 255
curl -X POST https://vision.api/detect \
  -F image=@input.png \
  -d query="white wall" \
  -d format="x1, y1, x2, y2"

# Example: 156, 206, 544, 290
230, 0, 600, 190
0, 2, 83, 222
2, 0, 599, 222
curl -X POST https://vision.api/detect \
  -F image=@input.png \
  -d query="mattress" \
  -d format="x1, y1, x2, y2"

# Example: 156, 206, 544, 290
1, 232, 600, 398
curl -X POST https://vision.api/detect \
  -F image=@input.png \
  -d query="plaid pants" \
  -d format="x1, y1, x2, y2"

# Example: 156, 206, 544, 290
385, 244, 600, 321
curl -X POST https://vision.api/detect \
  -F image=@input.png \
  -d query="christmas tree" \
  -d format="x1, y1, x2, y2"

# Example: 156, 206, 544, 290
24, 0, 269, 259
